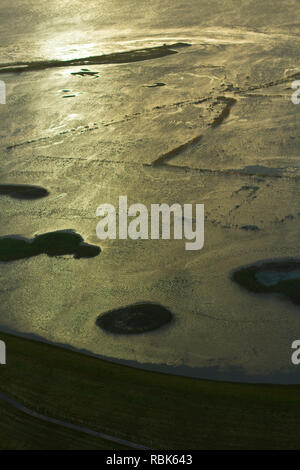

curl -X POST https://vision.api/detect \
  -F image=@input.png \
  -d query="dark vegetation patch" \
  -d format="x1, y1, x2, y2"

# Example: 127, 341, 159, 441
71, 68, 99, 77
0, 184, 49, 200
145, 82, 166, 88
240, 225, 260, 231
233, 185, 259, 199
2, 330, 300, 450
0, 43, 191, 74
0, 230, 100, 262
153, 134, 202, 166
96, 302, 174, 334
232, 260, 300, 306
211, 97, 236, 128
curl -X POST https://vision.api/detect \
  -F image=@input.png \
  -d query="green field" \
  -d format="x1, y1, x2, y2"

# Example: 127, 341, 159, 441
0, 331, 300, 450
0, 399, 128, 450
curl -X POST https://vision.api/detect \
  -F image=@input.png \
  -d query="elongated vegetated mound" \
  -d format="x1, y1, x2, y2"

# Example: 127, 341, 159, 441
0, 184, 49, 199
0, 43, 191, 74
232, 259, 300, 306
96, 302, 174, 334
0, 230, 101, 262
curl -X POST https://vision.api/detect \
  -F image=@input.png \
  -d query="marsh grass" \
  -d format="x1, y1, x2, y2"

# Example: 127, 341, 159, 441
0, 231, 101, 262
96, 302, 173, 334
232, 260, 300, 306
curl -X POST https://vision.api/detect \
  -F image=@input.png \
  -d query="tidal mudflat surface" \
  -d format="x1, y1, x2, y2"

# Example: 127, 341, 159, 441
0, 0, 300, 383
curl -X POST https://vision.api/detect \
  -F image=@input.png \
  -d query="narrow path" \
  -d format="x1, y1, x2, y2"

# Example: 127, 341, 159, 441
0, 391, 151, 450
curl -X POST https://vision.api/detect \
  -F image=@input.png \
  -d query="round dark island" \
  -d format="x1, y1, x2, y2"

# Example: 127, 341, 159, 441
96, 302, 174, 334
